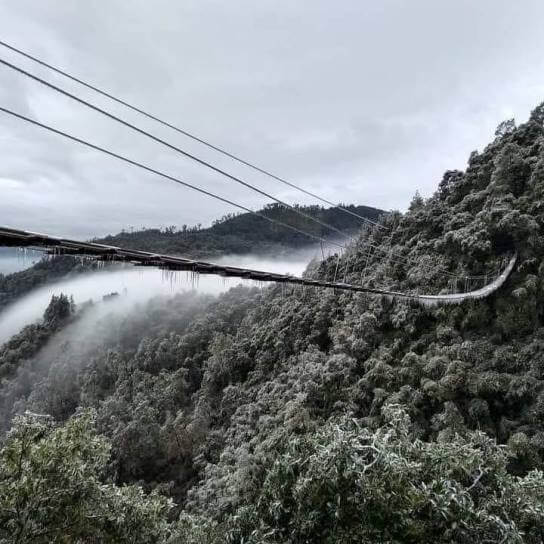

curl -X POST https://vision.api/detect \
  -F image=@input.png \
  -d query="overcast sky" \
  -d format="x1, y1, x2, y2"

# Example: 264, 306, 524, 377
0, 0, 543, 239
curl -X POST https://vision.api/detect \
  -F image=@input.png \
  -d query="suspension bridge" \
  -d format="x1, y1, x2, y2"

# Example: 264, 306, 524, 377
0, 227, 517, 305
0, 40, 518, 304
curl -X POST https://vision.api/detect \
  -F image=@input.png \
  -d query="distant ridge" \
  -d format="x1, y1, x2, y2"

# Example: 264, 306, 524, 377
95, 202, 385, 258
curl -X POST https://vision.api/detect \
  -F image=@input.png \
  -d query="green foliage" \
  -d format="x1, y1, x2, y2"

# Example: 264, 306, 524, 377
0, 411, 173, 543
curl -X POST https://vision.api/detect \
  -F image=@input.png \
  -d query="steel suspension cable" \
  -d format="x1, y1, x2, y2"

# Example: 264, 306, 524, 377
2, 103, 500, 284
0, 106, 347, 249
0, 59, 496, 283
1, 57, 455, 277
0, 38, 385, 230
0, 105, 466, 281
0, 56, 357, 244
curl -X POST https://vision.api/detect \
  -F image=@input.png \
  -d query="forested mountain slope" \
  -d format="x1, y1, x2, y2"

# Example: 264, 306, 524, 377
2, 106, 544, 542
94, 202, 384, 256
0, 256, 91, 312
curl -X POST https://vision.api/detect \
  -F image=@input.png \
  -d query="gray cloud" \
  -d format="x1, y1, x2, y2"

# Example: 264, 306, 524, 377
0, 0, 543, 238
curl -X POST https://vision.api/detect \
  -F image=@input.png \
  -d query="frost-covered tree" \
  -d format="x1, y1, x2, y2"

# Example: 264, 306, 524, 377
179, 406, 544, 544
0, 411, 173, 543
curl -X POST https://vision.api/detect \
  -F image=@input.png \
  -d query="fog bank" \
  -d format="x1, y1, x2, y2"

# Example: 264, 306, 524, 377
0, 252, 314, 344
0, 249, 41, 274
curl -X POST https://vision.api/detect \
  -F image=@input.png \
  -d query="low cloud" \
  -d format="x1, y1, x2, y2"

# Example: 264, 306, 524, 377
0, 249, 316, 344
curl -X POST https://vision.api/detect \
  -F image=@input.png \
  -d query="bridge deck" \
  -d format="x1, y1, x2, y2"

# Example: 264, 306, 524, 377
0, 226, 516, 305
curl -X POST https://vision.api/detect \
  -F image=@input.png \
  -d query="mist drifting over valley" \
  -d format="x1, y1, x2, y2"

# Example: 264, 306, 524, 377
0, 250, 315, 345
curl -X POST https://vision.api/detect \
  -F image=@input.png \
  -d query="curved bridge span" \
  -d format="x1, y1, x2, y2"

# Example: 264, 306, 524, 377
0, 226, 516, 305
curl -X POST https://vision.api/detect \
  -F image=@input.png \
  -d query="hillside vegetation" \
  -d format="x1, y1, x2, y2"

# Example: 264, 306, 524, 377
1, 105, 544, 542
95, 202, 384, 256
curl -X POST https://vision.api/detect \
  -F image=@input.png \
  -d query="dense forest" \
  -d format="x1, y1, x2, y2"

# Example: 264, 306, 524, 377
2, 105, 544, 542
